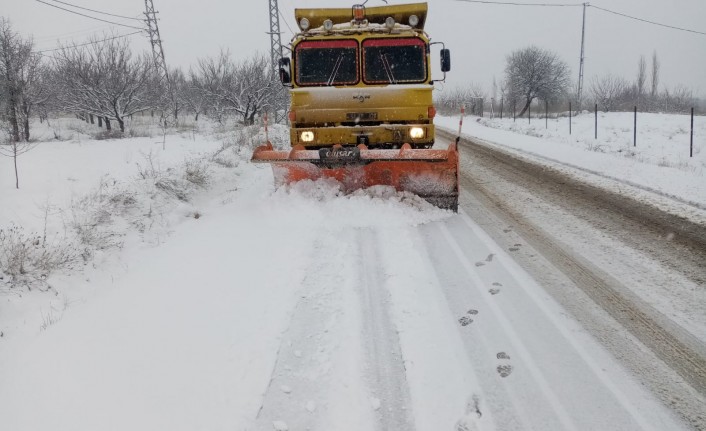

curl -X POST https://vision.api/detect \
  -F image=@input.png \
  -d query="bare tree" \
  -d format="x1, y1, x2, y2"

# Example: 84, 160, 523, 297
661, 85, 694, 113
183, 69, 207, 121
0, 18, 42, 188
0, 17, 32, 142
0, 135, 37, 189
54, 34, 155, 133
590, 74, 629, 112
196, 51, 277, 124
434, 83, 486, 115
505, 46, 570, 117
650, 50, 660, 99
636, 55, 647, 103
16, 52, 49, 140
168, 67, 186, 121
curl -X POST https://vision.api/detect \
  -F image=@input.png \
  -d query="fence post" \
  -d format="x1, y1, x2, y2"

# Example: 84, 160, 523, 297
500, 98, 503, 120
569, 102, 572, 135
529, 102, 531, 124
634, 106, 637, 147
545, 100, 548, 129
513, 102, 516, 122
691, 107, 694, 158
594, 103, 598, 139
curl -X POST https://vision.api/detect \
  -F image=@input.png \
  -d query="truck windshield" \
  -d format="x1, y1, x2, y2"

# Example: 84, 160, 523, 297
295, 40, 358, 86
363, 38, 426, 84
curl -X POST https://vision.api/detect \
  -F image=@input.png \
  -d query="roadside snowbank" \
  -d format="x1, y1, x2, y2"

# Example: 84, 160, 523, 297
437, 112, 705, 209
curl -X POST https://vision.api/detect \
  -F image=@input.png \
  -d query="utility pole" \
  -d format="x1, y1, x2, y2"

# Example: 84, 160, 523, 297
144, 0, 176, 119
268, 0, 284, 78
268, 0, 286, 123
577, 2, 588, 112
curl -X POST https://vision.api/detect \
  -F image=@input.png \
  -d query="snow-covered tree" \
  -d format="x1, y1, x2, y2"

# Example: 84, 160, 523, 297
590, 74, 629, 112
505, 46, 570, 117
0, 17, 35, 142
0, 17, 43, 188
196, 51, 277, 125
54, 34, 154, 132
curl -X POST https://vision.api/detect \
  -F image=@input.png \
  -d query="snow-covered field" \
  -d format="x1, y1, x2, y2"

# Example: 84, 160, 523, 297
437, 111, 705, 210
0, 115, 699, 430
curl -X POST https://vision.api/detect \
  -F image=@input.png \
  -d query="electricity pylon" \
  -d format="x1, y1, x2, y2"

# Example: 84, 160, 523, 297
144, 0, 176, 120
267, 0, 287, 123
268, 0, 284, 78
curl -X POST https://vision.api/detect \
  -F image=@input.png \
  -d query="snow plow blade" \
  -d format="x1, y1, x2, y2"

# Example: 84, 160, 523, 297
251, 143, 459, 211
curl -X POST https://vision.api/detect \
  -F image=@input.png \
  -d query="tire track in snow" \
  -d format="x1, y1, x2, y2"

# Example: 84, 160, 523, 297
357, 229, 416, 431
376, 226, 502, 431
253, 232, 376, 431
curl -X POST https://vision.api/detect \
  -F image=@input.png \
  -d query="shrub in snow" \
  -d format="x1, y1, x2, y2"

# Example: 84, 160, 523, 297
93, 130, 125, 141
69, 178, 135, 254
183, 159, 210, 187
0, 225, 76, 287
154, 178, 190, 201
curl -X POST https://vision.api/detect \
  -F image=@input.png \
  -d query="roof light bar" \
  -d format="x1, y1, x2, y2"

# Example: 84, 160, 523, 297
385, 16, 395, 29
299, 17, 310, 31
352, 4, 365, 22
323, 19, 334, 31
409, 14, 419, 28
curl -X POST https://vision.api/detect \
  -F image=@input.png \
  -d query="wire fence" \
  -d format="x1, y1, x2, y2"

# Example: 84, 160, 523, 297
451, 99, 702, 158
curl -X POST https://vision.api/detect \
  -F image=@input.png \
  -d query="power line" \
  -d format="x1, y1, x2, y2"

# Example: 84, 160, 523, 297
34, 31, 143, 53
35, 23, 129, 41
455, 0, 582, 7
279, 8, 294, 36
47, 0, 143, 21
589, 5, 706, 36
455, 0, 706, 36
34, 0, 145, 31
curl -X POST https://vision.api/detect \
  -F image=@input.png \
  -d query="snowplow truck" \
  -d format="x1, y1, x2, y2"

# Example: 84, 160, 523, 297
252, 2, 458, 211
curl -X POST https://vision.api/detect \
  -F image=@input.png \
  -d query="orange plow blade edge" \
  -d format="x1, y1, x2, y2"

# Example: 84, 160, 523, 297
251, 143, 459, 211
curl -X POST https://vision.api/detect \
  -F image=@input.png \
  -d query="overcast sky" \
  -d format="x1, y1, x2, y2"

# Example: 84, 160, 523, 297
5, 0, 706, 97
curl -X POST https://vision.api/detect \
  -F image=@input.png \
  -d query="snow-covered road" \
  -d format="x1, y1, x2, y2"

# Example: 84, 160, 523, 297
2, 119, 703, 430
0, 161, 690, 430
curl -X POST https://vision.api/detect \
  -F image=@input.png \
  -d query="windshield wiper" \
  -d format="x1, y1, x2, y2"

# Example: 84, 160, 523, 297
327, 53, 344, 86
379, 53, 397, 84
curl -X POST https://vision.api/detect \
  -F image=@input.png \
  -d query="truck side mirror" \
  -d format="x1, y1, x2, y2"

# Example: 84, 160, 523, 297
278, 57, 291, 85
440, 49, 451, 73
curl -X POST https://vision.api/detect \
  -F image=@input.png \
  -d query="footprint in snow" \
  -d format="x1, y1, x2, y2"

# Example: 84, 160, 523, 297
474, 261, 485, 267
509, 247, 520, 252
459, 316, 474, 326
488, 288, 500, 295
492, 282, 502, 287
497, 364, 513, 378
459, 310, 479, 326
496, 352, 513, 378
485, 253, 495, 262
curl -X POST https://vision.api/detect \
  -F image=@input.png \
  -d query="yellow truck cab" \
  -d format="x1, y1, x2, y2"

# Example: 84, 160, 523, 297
278, 2, 450, 150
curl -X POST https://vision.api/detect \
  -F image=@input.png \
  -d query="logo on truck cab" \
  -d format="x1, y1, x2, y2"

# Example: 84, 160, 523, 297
352, 93, 371, 103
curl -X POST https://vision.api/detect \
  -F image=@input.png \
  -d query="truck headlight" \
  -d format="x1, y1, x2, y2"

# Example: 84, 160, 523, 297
410, 127, 425, 139
300, 131, 315, 142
